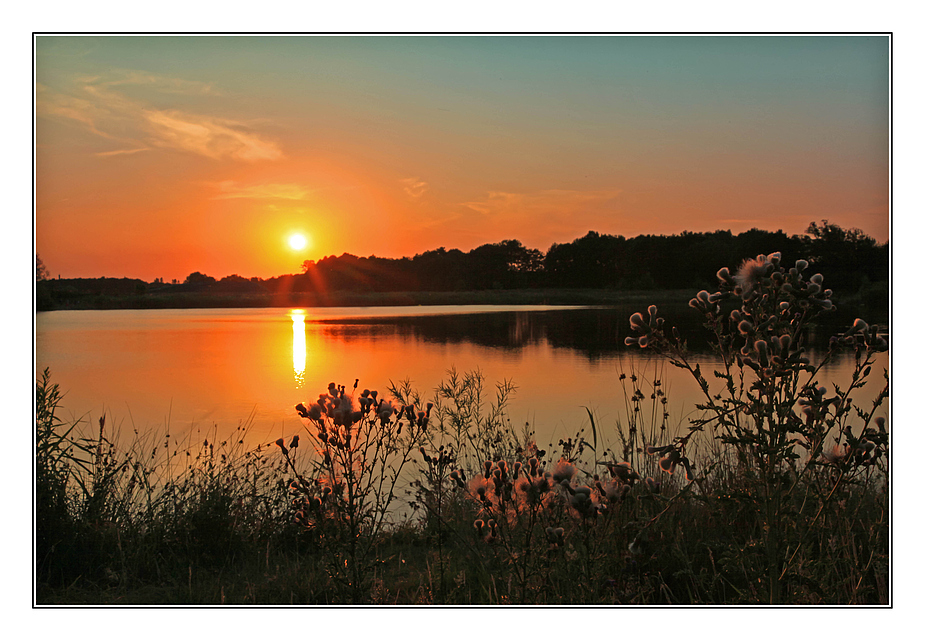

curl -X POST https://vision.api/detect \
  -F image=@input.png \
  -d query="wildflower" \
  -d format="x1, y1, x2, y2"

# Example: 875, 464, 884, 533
275, 438, 288, 456
545, 526, 565, 546
603, 461, 640, 482
821, 444, 851, 466
734, 255, 772, 294
552, 458, 577, 484
629, 312, 646, 331
377, 400, 396, 424
569, 485, 598, 516
515, 473, 551, 506
469, 476, 492, 505
658, 449, 682, 473
647, 443, 691, 477
854, 439, 878, 465
289, 434, 300, 449
847, 318, 869, 336
599, 478, 629, 503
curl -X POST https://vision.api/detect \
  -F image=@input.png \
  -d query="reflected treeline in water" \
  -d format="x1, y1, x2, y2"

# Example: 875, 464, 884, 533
307, 305, 887, 362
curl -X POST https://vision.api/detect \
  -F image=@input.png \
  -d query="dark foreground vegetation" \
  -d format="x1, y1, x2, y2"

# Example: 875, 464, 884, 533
35, 252, 889, 605
36, 221, 887, 312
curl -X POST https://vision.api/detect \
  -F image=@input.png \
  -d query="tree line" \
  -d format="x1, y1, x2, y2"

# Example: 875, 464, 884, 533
262, 221, 887, 295
36, 221, 888, 306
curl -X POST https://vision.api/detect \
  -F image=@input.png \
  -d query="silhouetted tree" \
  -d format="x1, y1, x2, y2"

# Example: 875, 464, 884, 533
802, 220, 886, 291
467, 240, 542, 289
184, 271, 216, 286
36, 254, 50, 281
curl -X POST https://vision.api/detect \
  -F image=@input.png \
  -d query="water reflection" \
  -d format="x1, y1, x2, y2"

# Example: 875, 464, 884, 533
308, 306, 888, 364
291, 310, 307, 389
35, 306, 889, 454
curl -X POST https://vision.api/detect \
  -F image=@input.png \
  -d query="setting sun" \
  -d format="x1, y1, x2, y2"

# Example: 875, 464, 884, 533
288, 233, 309, 251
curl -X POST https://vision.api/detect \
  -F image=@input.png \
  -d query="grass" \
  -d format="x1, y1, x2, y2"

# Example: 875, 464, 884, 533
35, 371, 888, 605
34, 256, 889, 605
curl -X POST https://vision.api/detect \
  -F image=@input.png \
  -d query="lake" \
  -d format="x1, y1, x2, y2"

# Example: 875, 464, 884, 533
35, 305, 889, 458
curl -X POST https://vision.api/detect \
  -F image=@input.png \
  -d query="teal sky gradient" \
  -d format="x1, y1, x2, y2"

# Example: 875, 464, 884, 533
36, 35, 889, 281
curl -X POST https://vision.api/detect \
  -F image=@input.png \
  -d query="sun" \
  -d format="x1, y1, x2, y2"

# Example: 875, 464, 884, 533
288, 233, 309, 251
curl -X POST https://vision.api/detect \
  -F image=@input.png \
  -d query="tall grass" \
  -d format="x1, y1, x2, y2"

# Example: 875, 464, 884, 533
35, 254, 888, 604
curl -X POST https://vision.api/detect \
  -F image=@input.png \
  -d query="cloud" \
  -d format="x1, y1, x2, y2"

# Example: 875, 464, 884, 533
36, 71, 281, 162
36, 83, 114, 138
143, 110, 282, 161
400, 177, 428, 198
94, 147, 149, 157
87, 70, 220, 96
212, 181, 312, 200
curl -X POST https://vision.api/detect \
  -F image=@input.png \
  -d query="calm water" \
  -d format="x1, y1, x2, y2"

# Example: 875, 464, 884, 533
35, 306, 889, 453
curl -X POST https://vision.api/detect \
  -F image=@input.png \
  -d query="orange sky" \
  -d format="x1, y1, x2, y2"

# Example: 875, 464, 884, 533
35, 35, 889, 282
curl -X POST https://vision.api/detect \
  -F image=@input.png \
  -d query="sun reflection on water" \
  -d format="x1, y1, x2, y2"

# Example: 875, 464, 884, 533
291, 310, 307, 389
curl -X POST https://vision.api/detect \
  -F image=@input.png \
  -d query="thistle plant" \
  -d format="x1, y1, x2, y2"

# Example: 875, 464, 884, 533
279, 380, 432, 602
453, 438, 653, 604
624, 253, 889, 604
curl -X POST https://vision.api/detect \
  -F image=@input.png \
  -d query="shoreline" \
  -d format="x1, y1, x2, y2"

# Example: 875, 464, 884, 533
35, 287, 699, 312
34, 284, 890, 327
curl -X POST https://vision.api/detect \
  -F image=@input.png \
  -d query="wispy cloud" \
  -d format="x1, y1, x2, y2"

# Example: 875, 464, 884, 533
211, 181, 313, 200
36, 83, 114, 138
36, 71, 281, 162
81, 70, 220, 96
94, 147, 149, 157
401, 177, 428, 198
143, 110, 282, 161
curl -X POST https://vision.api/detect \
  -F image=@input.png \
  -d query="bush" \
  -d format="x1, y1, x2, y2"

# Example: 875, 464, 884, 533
624, 252, 888, 603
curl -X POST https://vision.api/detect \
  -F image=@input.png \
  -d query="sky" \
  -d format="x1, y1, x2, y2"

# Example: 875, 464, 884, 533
35, 35, 890, 282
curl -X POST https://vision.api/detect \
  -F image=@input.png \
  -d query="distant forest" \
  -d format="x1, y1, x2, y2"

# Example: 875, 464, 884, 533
36, 221, 888, 310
